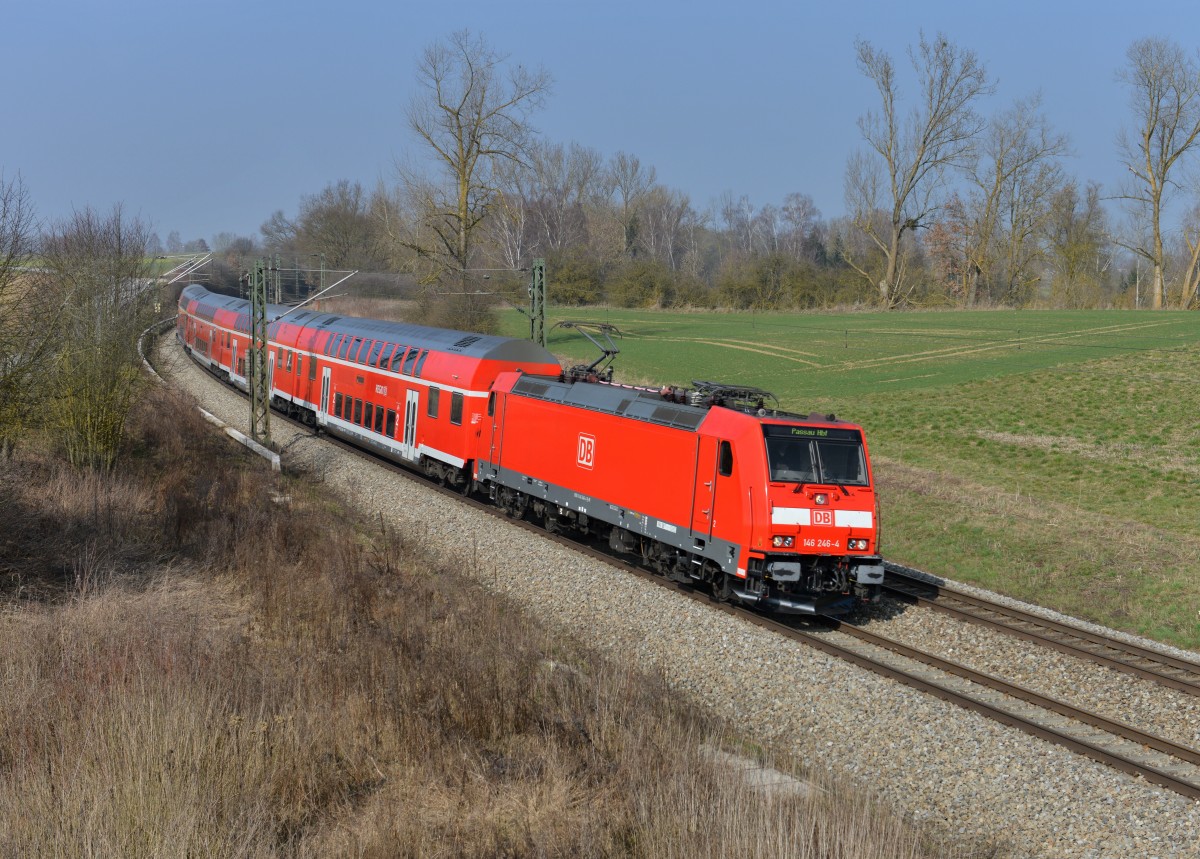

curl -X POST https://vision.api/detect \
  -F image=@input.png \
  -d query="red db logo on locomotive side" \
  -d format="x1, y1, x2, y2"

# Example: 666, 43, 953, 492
577, 433, 596, 469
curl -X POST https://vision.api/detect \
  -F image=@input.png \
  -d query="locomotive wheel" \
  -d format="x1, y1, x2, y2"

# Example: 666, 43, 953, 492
542, 509, 558, 534
712, 571, 733, 603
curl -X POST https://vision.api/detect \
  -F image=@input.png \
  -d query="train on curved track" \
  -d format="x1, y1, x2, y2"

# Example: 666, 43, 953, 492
177, 284, 884, 615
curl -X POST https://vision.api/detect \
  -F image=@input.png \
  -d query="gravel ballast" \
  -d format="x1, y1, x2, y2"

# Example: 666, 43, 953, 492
155, 337, 1200, 859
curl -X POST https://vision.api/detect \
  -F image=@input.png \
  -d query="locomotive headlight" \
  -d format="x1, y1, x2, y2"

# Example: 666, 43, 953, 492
849, 539, 869, 550
813, 493, 828, 505
772, 535, 795, 548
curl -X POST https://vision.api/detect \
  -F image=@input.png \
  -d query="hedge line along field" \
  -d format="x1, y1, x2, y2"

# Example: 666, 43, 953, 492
502, 307, 1200, 650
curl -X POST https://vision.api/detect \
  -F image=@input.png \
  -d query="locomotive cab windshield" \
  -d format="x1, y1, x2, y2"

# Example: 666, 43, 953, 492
763, 424, 869, 486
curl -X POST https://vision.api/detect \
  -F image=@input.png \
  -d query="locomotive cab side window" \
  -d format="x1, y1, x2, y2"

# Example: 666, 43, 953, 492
718, 441, 733, 477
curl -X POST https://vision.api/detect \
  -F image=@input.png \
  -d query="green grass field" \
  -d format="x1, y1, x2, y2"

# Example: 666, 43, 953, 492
503, 307, 1200, 649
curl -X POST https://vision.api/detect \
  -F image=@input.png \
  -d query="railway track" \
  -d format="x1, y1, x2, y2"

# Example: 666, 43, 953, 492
301, 421, 1200, 801
159, 341, 1200, 803
883, 562, 1200, 696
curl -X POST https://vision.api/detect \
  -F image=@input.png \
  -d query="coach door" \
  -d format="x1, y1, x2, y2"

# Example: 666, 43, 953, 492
690, 435, 719, 542
485, 391, 504, 468
401, 389, 419, 460
318, 367, 331, 426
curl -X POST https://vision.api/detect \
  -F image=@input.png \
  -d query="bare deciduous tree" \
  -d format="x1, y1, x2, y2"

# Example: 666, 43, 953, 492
1045, 182, 1110, 308
844, 32, 993, 307
780, 192, 821, 259
529, 141, 606, 252
41, 205, 156, 471
638, 186, 696, 269
965, 94, 1069, 305
1117, 37, 1200, 309
609, 152, 656, 258
0, 172, 47, 456
295, 180, 388, 270
1177, 201, 1200, 308
400, 29, 551, 296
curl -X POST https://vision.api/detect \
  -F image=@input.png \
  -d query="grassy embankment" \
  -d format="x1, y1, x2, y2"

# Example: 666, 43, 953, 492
496, 306, 1200, 650
0, 383, 964, 857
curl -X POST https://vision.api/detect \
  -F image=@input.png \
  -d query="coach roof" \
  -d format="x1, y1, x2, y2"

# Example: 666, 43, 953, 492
181, 284, 559, 365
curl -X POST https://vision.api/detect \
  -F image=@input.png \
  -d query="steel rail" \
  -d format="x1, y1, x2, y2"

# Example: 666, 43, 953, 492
883, 563, 1200, 696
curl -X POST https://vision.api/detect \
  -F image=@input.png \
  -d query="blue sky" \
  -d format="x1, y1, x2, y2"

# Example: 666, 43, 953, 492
4, 0, 1197, 245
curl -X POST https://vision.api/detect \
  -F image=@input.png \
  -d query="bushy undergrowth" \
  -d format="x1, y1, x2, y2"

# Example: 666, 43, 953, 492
0, 385, 968, 857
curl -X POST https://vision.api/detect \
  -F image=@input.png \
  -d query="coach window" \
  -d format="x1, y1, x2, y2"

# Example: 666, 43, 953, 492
296, 355, 302, 377
276, 350, 283, 369
334, 392, 344, 418
353, 399, 363, 425
354, 340, 371, 364
367, 341, 383, 367
363, 402, 373, 429
379, 344, 395, 369
390, 347, 406, 372
327, 335, 340, 356
308, 355, 316, 380
450, 392, 464, 426
373, 405, 384, 434
385, 408, 396, 437
402, 348, 419, 375
338, 338, 353, 360
427, 387, 440, 418
286, 351, 293, 373
718, 441, 734, 477
414, 349, 429, 377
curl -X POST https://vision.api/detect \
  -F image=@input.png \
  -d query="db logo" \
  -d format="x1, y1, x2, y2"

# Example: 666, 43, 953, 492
577, 433, 596, 469
812, 509, 834, 526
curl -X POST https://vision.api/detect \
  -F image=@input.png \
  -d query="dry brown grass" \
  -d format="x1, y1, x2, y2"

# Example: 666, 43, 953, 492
319, 295, 417, 323
0, 385, 978, 857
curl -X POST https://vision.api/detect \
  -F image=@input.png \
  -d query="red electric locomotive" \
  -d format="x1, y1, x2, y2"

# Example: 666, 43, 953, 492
177, 285, 883, 614
476, 372, 883, 614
